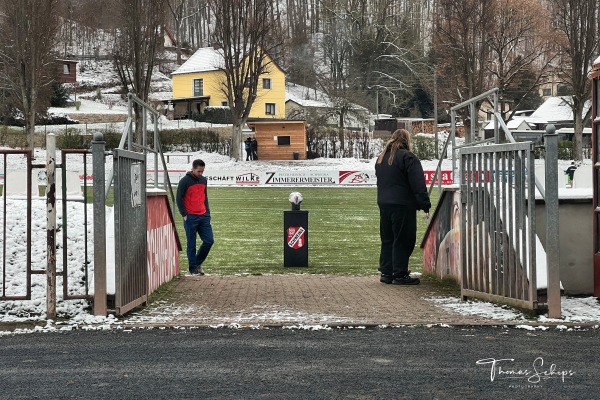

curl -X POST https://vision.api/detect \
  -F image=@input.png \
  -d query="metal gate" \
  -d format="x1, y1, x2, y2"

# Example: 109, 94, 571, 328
459, 142, 538, 310
60, 149, 93, 301
113, 148, 147, 315
1, 150, 35, 300
1, 148, 93, 305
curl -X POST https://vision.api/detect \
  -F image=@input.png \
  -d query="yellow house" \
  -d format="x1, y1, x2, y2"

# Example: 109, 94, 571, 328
168, 46, 286, 120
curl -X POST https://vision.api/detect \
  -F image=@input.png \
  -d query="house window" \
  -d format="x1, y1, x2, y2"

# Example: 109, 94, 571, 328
542, 88, 552, 97
63, 64, 70, 75
221, 101, 228, 106
193, 79, 204, 96
265, 103, 276, 115
263, 78, 272, 89
277, 136, 291, 145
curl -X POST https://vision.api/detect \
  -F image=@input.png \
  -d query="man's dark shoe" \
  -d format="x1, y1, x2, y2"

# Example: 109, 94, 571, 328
380, 274, 393, 284
392, 275, 420, 285
189, 266, 205, 276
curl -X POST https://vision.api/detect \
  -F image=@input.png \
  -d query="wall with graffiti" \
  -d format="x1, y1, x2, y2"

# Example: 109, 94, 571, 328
421, 188, 461, 282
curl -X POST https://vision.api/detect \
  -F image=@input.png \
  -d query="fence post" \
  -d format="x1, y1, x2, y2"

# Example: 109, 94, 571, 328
92, 132, 107, 316
46, 133, 57, 320
544, 124, 561, 318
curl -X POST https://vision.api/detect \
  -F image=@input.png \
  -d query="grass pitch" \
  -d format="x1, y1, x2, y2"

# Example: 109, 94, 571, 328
173, 187, 438, 276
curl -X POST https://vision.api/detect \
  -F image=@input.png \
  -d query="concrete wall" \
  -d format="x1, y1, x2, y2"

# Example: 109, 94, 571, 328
421, 188, 461, 282
535, 200, 594, 295
423, 188, 594, 295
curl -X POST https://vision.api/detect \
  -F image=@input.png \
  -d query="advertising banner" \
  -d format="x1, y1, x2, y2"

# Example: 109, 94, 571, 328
24, 168, 456, 187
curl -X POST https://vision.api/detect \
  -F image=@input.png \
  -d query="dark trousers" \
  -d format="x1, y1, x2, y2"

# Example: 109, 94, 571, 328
378, 205, 416, 278
184, 213, 214, 273
245, 149, 252, 161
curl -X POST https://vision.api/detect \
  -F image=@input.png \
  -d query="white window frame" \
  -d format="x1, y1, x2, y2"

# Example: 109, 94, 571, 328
265, 103, 276, 115
63, 64, 70, 75
263, 78, 272, 90
193, 79, 204, 97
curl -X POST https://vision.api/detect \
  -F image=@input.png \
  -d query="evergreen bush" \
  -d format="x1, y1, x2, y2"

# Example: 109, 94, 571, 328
193, 106, 233, 124
558, 140, 573, 160
57, 128, 86, 149
411, 135, 437, 160
50, 82, 70, 107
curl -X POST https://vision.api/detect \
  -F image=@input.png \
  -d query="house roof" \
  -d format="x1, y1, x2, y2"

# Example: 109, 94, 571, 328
171, 47, 225, 75
484, 119, 531, 130
285, 82, 330, 108
172, 46, 285, 76
530, 96, 591, 122
285, 82, 368, 112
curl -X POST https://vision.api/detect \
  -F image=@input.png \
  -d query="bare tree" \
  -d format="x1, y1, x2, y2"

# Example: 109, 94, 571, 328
209, 0, 285, 161
113, 0, 165, 143
166, 0, 204, 65
0, 0, 61, 149
551, 0, 598, 160
486, 0, 557, 120
434, 0, 493, 115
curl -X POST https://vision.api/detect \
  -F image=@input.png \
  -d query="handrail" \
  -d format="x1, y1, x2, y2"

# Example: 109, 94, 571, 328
453, 137, 495, 150
428, 133, 453, 196
104, 92, 174, 201
451, 88, 499, 112
429, 87, 545, 201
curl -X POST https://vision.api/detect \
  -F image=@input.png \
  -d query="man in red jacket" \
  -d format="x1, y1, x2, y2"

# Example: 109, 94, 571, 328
176, 159, 214, 275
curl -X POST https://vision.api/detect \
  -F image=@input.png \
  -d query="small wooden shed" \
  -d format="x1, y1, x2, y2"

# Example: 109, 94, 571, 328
56, 59, 78, 84
246, 120, 307, 160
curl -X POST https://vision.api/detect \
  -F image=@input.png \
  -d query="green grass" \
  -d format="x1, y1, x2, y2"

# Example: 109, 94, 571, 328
172, 187, 439, 276
47, 185, 437, 276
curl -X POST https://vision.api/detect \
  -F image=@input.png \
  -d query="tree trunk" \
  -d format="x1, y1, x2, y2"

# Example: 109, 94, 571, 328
231, 122, 242, 160
175, 20, 182, 65
573, 105, 583, 161
26, 111, 36, 150
134, 105, 143, 146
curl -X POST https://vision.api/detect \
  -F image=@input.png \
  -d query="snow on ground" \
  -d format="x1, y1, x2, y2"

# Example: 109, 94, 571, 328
427, 296, 600, 325
0, 144, 598, 329
0, 198, 93, 322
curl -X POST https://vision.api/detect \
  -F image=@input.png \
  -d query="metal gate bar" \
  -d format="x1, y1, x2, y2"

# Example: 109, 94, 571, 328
460, 142, 538, 310
113, 148, 147, 315
0, 150, 33, 300
60, 149, 93, 300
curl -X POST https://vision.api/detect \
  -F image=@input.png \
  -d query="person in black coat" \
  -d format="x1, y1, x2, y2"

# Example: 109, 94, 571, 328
251, 137, 258, 160
375, 129, 431, 285
244, 137, 253, 161
565, 161, 577, 187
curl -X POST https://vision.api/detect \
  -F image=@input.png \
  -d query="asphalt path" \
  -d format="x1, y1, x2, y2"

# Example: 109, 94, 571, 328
0, 326, 597, 399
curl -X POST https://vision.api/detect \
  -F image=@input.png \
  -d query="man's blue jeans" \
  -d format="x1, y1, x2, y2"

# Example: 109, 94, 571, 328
184, 213, 214, 273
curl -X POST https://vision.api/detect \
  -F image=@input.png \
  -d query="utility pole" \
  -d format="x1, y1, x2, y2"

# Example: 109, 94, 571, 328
433, 66, 438, 158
